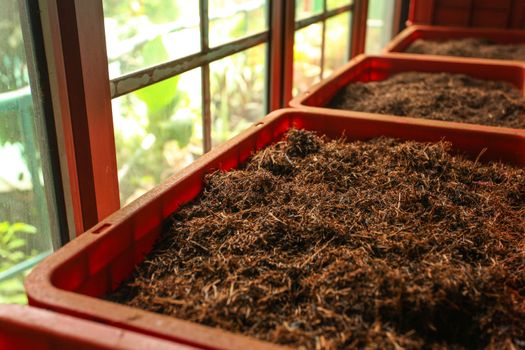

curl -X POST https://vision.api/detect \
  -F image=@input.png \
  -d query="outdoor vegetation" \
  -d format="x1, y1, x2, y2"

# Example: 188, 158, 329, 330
104, 0, 269, 204
0, 222, 37, 304
0, 0, 54, 304
105, 0, 357, 204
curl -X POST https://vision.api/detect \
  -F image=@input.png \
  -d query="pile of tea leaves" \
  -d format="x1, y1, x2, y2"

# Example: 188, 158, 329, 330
327, 72, 525, 129
109, 130, 525, 349
406, 38, 525, 61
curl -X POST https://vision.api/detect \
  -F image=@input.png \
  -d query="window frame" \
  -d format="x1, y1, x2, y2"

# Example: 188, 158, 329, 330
0, 0, 70, 286
39, 0, 370, 236
291, 0, 360, 97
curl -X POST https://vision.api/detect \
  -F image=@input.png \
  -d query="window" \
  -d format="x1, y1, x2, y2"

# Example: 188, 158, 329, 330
103, 0, 270, 205
293, 0, 354, 96
365, 0, 396, 53
0, 0, 62, 303
210, 44, 266, 147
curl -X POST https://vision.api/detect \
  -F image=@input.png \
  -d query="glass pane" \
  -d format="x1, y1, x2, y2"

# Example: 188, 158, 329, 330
324, 12, 351, 78
112, 69, 203, 205
103, 0, 200, 78
209, 0, 268, 47
0, 0, 54, 303
293, 23, 322, 97
210, 44, 266, 147
327, 0, 352, 10
365, 0, 395, 54
295, 0, 323, 21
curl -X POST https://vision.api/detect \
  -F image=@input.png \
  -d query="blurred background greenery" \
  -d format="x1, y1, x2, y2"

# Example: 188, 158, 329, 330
0, 0, 54, 304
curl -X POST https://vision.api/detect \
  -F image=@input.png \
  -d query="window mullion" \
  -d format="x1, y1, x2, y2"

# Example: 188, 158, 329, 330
269, 0, 283, 111
39, 0, 119, 233
351, 0, 368, 57
200, 0, 212, 152
110, 33, 268, 98
320, 0, 327, 80
348, 0, 354, 60
295, 4, 352, 30
282, 0, 295, 107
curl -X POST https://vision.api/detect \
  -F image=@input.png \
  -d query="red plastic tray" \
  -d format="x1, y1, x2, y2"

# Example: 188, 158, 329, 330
26, 109, 525, 350
0, 305, 195, 350
385, 24, 525, 63
408, 0, 525, 29
289, 54, 525, 131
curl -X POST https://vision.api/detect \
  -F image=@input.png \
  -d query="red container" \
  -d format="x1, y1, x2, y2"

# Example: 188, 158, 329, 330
289, 54, 525, 131
384, 24, 525, 63
26, 109, 525, 350
407, 0, 525, 29
0, 305, 195, 350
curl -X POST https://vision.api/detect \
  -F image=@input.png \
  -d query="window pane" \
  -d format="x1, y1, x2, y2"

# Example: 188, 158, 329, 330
324, 12, 351, 78
112, 69, 203, 205
327, 0, 352, 10
210, 44, 266, 147
0, 0, 54, 303
209, 0, 268, 47
103, 0, 200, 78
365, 0, 395, 54
295, 0, 323, 21
293, 23, 322, 97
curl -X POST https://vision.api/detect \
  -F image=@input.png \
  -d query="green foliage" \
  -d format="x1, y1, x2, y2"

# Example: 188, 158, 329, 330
134, 38, 179, 114
0, 276, 27, 304
211, 45, 265, 145
103, 0, 179, 25
227, 6, 266, 43
0, 1, 28, 92
0, 221, 37, 304
0, 221, 36, 272
115, 35, 197, 202
132, 37, 193, 148
160, 111, 194, 148
142, 0, 180, 23
0, 1, 32, 146
107, 1, 269, 202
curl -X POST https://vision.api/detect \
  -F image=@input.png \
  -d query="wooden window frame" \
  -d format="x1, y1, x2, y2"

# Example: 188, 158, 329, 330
38, 0, 369, 237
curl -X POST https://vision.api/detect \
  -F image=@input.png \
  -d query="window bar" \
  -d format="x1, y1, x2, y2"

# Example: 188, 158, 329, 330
294, 3, 353, 30
282, 0, 295, 106
110, 2, 349, 100
392, 0, 404, 35
351, 0, 368, 56
0, 249, 52, 282
269, 0, 284, 111
348, 1, 354, 60
319, 0, 327, 80
200, 0, 212, 153
52, 0, 119, 231
263, 1, 271, 113
110, 32, 268, 99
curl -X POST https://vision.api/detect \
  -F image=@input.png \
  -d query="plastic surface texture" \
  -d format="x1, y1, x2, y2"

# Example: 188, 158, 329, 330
408, 0, 525, 29
26, 109, 525, 350
0, 304, 195, 350
289, 54, 525, 132
385, 25, 525, 63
